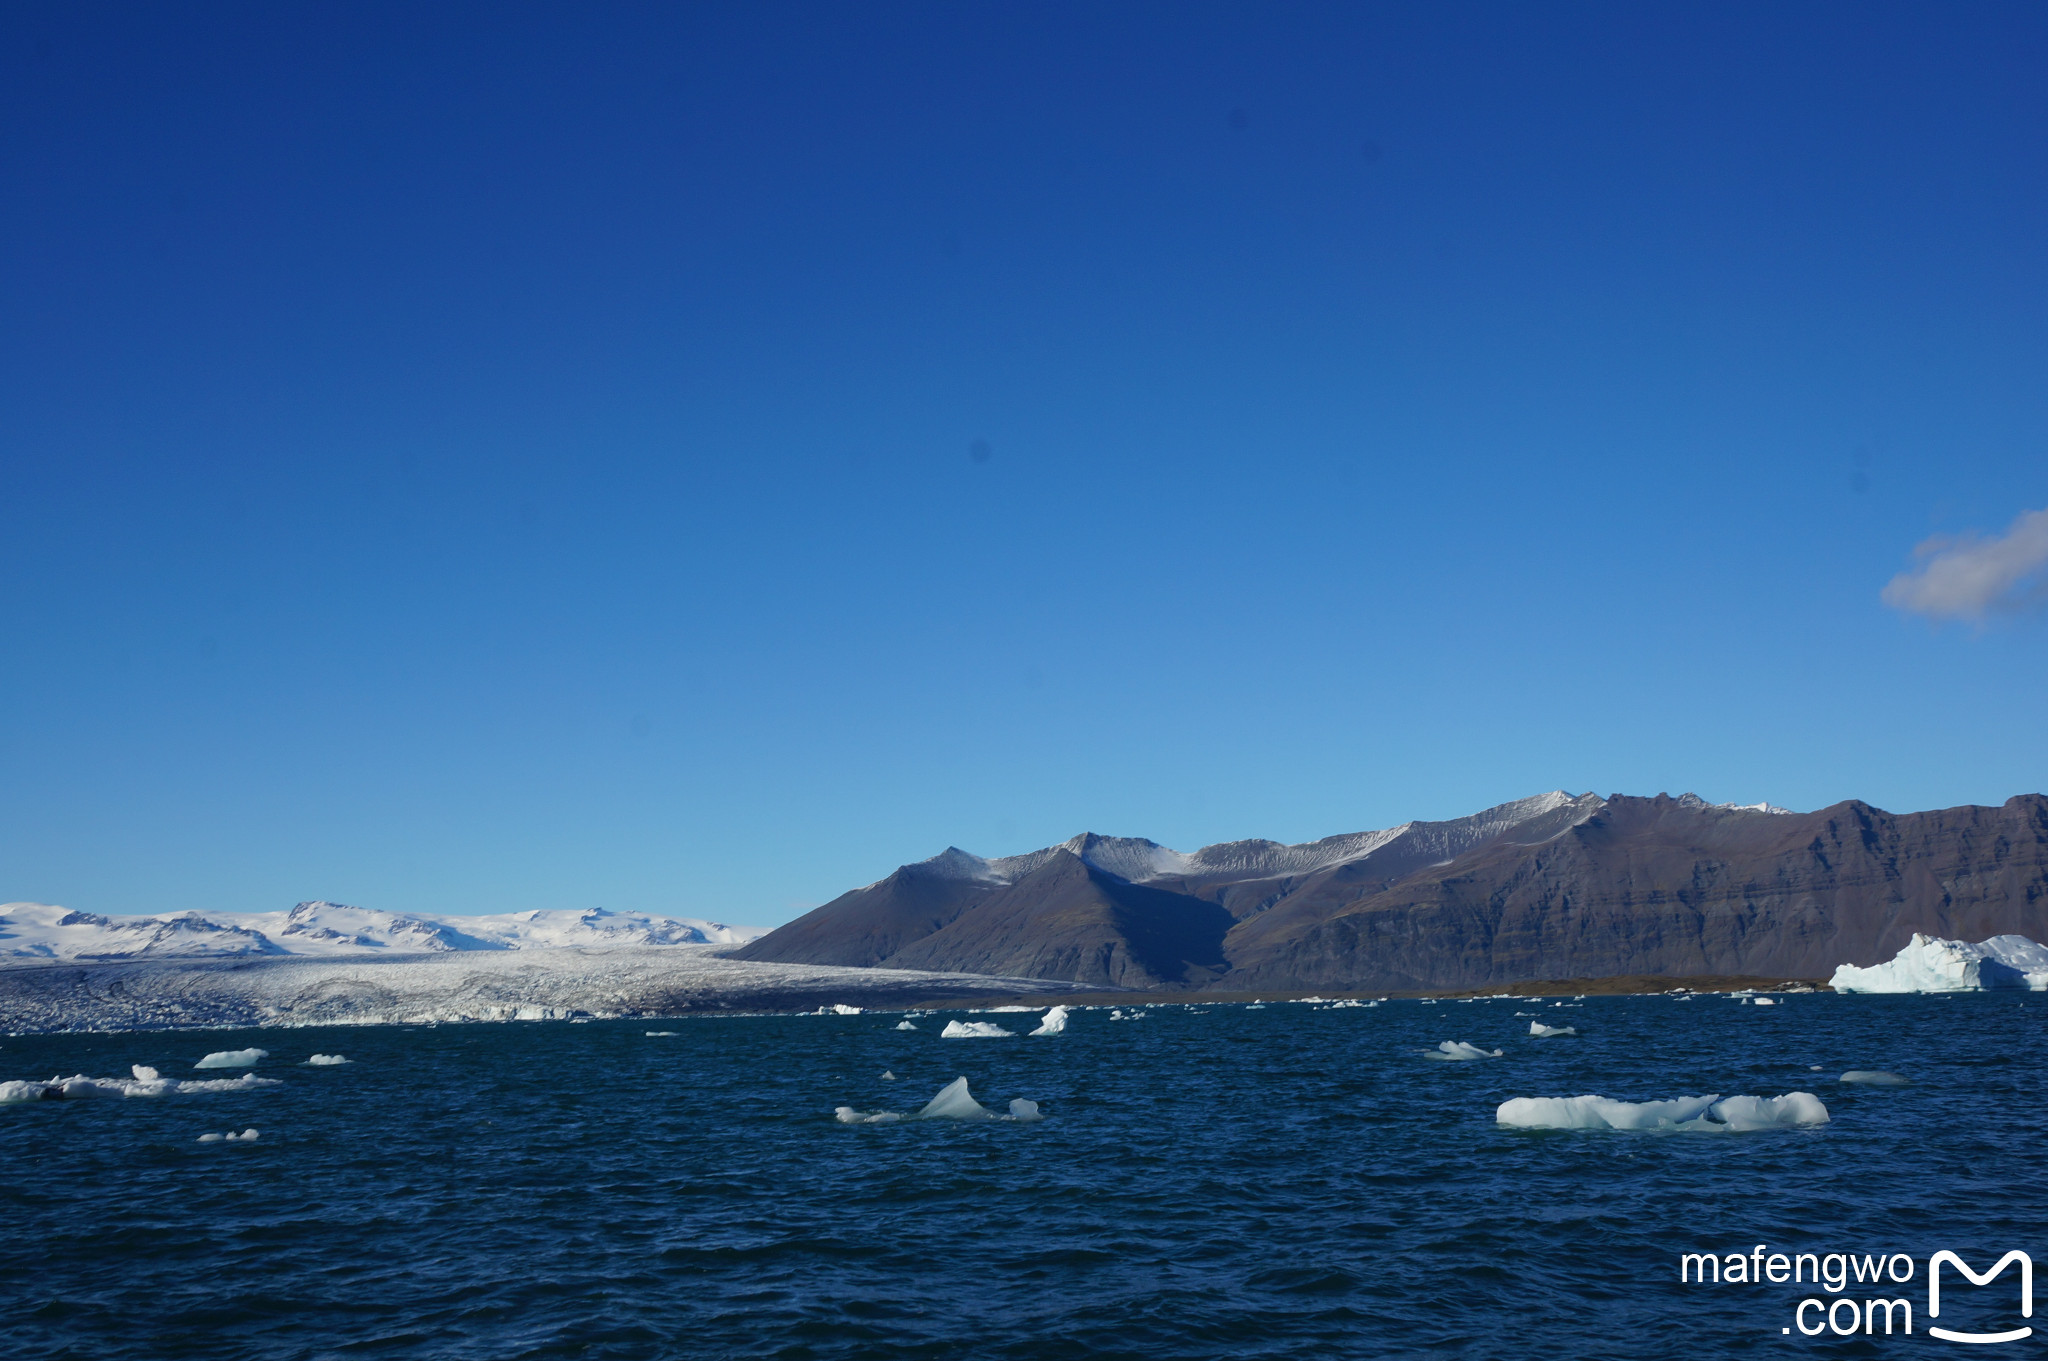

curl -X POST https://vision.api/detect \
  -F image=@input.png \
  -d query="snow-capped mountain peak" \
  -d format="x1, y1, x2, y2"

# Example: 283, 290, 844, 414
0, 901, 765, 963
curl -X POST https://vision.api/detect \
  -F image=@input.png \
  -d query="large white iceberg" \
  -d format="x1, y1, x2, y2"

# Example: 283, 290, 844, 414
1029, 1005, 1069, 1037
1829, 933, 2048, 993
1497, 1092, 1829, 1131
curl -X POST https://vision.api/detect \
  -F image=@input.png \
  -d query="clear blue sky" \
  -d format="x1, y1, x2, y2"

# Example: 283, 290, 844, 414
5, 3, 2045, 926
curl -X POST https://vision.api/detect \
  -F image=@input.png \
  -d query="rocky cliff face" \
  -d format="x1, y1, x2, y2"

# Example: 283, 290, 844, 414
732, 793, 2048, 991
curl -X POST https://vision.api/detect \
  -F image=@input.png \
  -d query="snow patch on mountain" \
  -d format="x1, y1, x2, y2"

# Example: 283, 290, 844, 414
1674, 792, 1797, 815
0, 901, 764, 964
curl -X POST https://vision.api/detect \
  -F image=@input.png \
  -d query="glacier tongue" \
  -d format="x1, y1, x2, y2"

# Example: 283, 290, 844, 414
1829, 933, 2048, 993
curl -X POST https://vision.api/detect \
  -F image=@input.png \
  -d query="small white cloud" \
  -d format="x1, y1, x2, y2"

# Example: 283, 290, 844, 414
1881, 506, 2048, 621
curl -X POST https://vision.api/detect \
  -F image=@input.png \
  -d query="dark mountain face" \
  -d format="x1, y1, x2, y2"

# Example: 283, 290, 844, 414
733, 793, 2048, 990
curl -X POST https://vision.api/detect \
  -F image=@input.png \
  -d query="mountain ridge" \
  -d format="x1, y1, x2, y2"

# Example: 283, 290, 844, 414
735, 791, 2048, 990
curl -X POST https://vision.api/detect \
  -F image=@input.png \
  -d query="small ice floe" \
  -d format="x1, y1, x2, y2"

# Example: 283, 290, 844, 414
1424, 1041, 1503, 1061
194, 1048, 267, 1069
1752, 998, 1778, 1006
132, 1065, 160, 1082
880, 1070, 896, 1081
197, 1128, 261, 1144
895, 1020, 918, 1031
834, 1076, 1044, 1125
1528, 1022, 1577, 1037
1839, 1070, 1910, 1086
815, 1004, 863, 1016
981, 1006, 1036, 1013
305, 1054, 351, 1064
1496, 1092, 1830, 1132
3, 1072, 279, 1101
1325, 999, 1373, 1009
940, 1020, 1014, 1039
1029, 1006, 1070, 1037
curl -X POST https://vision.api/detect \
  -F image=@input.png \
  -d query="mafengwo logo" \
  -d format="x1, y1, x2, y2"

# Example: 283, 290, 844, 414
1677, 1246, 2032, 1341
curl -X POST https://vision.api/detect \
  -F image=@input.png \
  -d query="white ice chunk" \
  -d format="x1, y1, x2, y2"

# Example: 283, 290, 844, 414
940, 1020, 1015, 1039
1830, 933, 2048, 993
197, 1132, 225, 1142
829, 1004, 863, 1015
895, 1020, 918, 1030
1528, 1022, 1577, 1037
1029, 1006, 1070, 1037
1840, 1070, 1910, 1085
1496, 1092, 1829, 1131
195, 1048, 267, 1069
1426, 1041, 1503, 1061
833, 1106, 907, 1124
643, 1032, 677, 1038
6, 1071, 279, 1100
880, 1070, 895, 1080
305, 1054, 350, 1064
918, 1076, 995, 1119
132, 1065, 160, 1082
1007, 1098, 1042, 1122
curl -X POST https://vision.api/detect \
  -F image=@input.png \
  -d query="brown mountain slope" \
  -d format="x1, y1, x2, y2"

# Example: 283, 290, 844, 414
734, 792, 2048, 991
1218, 794, 2048, 990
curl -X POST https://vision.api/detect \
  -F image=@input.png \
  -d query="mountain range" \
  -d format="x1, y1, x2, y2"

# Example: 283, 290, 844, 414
0, 901, 763, 963
734, 791, 2048, 991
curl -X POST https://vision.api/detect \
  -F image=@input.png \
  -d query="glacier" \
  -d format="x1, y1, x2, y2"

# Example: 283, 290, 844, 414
0, 944, 1077, 1035
1828, 933, 2048, 993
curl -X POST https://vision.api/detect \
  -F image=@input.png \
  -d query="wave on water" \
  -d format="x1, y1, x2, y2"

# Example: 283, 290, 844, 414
834, 1077, 1043, 1125
195, 1048, 267, 1069
1, 1072, 281, 1102
1425, 1041, 1503, 1061
1496, 1092, 1830, 1131
940, 1020, 1014, 1039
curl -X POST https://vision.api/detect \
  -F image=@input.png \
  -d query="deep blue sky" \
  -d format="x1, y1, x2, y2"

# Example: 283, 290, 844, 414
5, 3, 2046, 925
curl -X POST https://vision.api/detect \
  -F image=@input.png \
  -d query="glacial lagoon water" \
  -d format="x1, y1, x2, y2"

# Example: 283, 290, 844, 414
4, 993, 2045, 1359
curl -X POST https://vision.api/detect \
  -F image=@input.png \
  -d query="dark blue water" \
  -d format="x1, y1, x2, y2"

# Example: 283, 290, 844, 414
4, 994, 2044, 1359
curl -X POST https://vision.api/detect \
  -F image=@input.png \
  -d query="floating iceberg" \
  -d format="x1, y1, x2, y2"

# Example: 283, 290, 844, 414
1829, 933, 2048, 993
815, 1004, 863, 1015
1840, 1070, 1910, 1086
1497, 1092, 1830, 1132
1426, 1041, 1503, 1061
1029, 1005, 1070, 1037
198, 1128, 260, 1143
940, 1020, 1014, 1039
1528, 1022, 1577, 1037
833, 1076, 1043, 1125
895, 1020, 918, 1030
305, 1054, 350, 1064
195, 1048, 267, 1069
1, 1072, 280, 1102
